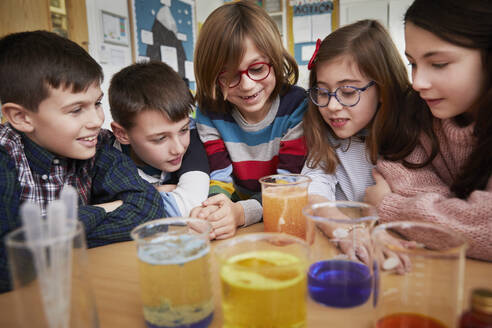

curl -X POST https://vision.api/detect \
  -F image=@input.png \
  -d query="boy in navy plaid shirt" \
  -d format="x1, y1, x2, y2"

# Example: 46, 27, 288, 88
0, 31, 165, 293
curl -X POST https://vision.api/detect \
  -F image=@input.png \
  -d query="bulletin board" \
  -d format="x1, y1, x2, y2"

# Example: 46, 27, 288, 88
130, 0, 196, 90
290, 0, 339, 66
286, 0, 339, 88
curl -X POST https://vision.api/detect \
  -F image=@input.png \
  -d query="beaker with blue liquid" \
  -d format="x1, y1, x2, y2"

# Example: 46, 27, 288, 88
303, 201, 378, 327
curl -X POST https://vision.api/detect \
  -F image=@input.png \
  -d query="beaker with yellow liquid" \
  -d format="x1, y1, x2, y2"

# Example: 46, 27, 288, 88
215, 233, 309, 328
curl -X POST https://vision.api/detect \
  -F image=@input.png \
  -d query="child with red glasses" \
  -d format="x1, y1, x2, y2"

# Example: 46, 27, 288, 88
191, 0, 307, 239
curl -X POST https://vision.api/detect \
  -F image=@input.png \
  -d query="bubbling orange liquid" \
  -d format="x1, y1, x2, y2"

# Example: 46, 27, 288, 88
262, 186, 308, 239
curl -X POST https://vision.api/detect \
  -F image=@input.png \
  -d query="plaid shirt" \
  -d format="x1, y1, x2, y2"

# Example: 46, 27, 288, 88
0, 124, 165, 293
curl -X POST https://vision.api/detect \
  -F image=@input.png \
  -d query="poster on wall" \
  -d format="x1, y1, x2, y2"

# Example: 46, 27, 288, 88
289, 0, 337, 88
131, 0, 196, 89
102, 11, 129, 46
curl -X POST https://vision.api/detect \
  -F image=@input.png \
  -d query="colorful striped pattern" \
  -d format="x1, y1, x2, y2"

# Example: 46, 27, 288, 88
196, 85, 308, 200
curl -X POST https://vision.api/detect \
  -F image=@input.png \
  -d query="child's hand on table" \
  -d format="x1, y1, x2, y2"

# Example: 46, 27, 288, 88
190, 194, 245, 240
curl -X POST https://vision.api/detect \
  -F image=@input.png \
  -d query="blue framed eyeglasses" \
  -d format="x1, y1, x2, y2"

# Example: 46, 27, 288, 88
307, 81, 376, 107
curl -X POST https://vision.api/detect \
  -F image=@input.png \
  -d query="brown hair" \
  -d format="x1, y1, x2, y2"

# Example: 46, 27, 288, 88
395, 0, 492, 198
194, 0, 298, 114
109, 61, 193, 130
304, 19, 412, 173
0, 30, 103, 112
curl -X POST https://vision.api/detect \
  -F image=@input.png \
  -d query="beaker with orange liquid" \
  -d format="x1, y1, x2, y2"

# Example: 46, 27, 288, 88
372, 221, 467, 328
260, 174, 311, 239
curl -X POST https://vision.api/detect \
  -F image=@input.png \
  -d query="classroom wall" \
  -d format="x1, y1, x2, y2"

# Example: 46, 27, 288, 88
193, 0, 412, 89
81, 0, 412, 128
85, 0, 133, 130
196, 0, 222, 27
340, 0, 413, 78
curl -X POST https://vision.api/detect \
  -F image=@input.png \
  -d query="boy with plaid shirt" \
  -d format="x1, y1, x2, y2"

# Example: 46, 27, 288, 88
0, 31, 164, 293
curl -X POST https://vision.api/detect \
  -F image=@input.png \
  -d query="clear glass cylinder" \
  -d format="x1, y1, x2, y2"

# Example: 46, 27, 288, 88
6, 221, 99, 328
303, 201, 378, 327
259, 174, 311, 239
131, 218, 214, 328
372, 221, 467, 328
214, 233, 310, 328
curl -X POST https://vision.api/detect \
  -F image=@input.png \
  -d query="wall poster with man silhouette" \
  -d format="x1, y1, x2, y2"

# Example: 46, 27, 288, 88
132, 0, 196, 89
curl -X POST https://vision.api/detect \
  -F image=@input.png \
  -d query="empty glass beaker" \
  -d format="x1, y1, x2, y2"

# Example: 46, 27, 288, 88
6, 221, 99, 328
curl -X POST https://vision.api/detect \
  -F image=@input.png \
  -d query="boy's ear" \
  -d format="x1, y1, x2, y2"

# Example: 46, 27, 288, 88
110, 121, 131, 145
1, 102, 35, 133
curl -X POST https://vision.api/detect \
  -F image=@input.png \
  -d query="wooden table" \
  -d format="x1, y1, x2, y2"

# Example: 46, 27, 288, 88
0, 223, 490, 327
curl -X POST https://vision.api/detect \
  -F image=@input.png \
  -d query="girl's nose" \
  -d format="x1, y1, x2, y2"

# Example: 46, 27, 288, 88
411, 68, 431, 92
238, 73, 256, 90
326, 95, 343, 112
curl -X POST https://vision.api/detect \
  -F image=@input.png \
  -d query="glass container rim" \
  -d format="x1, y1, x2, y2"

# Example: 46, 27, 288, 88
5, 220, 82, 248
302, 201, 378, 225
130, 217, 211, 245
371, 220, 468, 254
258, 173, 312, 187
214, 232, 310, 267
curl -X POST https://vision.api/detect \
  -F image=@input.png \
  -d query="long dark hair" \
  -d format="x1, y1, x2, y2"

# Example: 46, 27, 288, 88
386, 0, 492, 199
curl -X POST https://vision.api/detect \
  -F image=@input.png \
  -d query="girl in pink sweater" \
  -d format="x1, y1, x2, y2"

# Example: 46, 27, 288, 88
365, 0, 492, 261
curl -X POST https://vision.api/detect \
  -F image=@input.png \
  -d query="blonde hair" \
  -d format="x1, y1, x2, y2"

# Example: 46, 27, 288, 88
304, 19, 411, 173
194, 0, 298, 114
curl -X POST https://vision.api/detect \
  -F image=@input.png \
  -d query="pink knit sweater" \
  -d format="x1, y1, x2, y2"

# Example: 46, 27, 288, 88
377, 118, 492, 261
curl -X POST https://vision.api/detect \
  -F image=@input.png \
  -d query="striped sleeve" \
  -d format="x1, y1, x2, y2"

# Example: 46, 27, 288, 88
278, 98, 308, 174
301, 162, 337, 200
196, 108, 235, 198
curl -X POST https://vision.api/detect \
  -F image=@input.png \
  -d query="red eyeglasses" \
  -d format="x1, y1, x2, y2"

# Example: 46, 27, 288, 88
218, 62, 272, 88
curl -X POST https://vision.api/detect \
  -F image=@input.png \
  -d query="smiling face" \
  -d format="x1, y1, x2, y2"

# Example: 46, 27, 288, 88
219, 36, 276, 124
122, 110, 190, 173
405, 22, 485, 119
315, 55, 379, 139
26, 83, 104, 159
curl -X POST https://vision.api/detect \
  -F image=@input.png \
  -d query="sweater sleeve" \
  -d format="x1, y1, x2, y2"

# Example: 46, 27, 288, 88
277, 100, 308, 174
81, 137, 165, 247
301, 162, 337, 201
0, 147, 22, 292
376, 147, 492, 261
195, 108, 235, 198
160, 171, 210, 217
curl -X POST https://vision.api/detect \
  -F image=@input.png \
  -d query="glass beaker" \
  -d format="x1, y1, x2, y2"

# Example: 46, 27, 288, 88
303, 201, 378, 327
259, 174, 311, 239
6, 221, 99, 328
131, 218, 214, 328
372, 221, 467, 328
214, 233, 310, 328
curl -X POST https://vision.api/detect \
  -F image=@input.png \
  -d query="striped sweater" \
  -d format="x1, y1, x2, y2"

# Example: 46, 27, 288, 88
196, 85, 308, 226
